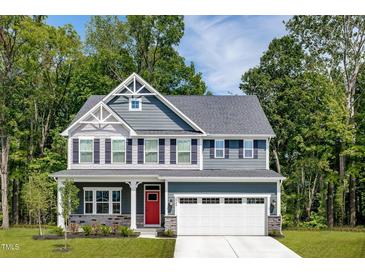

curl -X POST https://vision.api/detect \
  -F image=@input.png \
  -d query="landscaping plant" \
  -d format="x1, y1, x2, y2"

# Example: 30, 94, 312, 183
118, 226, 134, 237
82, 225, 92, 236
163, 229, 175, 237
101, 225, 112, 236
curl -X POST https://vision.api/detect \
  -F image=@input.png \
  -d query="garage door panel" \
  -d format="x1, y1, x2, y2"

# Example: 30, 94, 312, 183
177, 197, 267, 236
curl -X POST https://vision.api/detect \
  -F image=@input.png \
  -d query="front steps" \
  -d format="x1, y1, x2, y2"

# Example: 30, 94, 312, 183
136, 227, 164, 238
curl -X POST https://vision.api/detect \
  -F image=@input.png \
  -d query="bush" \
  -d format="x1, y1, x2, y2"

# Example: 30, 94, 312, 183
163, 229, 175, 237
82, 225, 92, 236
118, 226, 134, 237
92, 223, 101, 235
69, 223, 79, 233
52, 226, 64, 236
298, 213, 328, 229
101, 225, 112, 236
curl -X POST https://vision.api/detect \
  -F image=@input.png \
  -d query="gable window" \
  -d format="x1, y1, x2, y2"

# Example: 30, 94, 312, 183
112, 139, 126, 163
79, 139, 93, 163
84, 188, 122, 215
177, 139, 191, 164
129, 98, 142, 111
145, 139, 158, 163
214, 139, 225, 158
244, 139, 253, 158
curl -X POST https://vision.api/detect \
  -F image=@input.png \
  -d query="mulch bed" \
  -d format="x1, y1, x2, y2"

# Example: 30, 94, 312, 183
33, 232, 140, 240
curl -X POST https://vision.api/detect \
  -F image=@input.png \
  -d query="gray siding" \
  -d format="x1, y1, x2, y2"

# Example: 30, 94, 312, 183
168, 181, 277, 215
108, 95, 195, 131
203, 140, 267, 169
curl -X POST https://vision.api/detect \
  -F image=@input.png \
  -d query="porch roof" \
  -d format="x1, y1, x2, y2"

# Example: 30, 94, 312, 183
51, 169, 284, 181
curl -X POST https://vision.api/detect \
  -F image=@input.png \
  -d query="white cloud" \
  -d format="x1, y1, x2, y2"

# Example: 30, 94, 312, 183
179, 16, 290, 95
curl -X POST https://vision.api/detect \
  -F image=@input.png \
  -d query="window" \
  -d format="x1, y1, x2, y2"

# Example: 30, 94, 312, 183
224, 198, 242, 204
80, 139, 93, 163
84, 188, 122, 215
84, 190, 93, 214
179, 198, 197, 204
147, 193, 158, 201
177, 139, 191, 164
112, 139, 125, 163
145, 139, 158, 163
244, 139, 253, 158
129, 98, 142, 111
247, 198, 265, 204
202, 198, 220, 204
215, 139, 225, 158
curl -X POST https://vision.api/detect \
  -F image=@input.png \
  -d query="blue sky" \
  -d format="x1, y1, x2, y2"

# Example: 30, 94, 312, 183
47, 16, 290, 95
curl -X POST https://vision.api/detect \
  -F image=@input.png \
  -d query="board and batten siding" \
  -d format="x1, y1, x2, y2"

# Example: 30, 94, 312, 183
202, 139, 267, 170
107, 95, 194, 131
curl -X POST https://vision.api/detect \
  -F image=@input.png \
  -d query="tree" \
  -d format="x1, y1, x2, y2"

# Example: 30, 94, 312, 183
59, 179, 79, 250
22, 172, 55, 236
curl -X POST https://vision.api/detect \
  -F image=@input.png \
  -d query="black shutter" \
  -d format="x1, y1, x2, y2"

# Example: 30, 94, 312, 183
105, 138, 111, 164
224, 140, 229, 159
209, 140, 215, 159
138, 139, 144, 164
191, 139, 198, 164
126, 139, 133, 164
72, 138, 79, 164
159, 139, 165, 164
238, 140, 244, 159
254, 140, 259, 159
94, 139, 100, 164
170, 139, 176, 164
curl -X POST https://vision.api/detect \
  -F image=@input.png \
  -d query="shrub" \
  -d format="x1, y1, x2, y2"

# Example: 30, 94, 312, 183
52, 226, 64, 236
92, 223, 101, 235
101, 225, 112, 236
163, 229, 175, 237
82, 225, 92, 236
111, 224, 119, 234
299, 213, 328, 229
69, 223, 79, 233
118, 226, 134, 237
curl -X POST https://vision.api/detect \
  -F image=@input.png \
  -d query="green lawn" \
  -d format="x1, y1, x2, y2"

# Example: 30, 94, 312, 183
278, 230, 365, 258
0, 228, 175, 258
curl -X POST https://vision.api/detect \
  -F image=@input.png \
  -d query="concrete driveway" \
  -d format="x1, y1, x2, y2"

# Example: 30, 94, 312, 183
174, 236, 300, 258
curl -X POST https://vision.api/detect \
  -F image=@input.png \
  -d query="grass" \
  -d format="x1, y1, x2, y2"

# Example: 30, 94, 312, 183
278, 230, 365, 258
0, 228, 175, 258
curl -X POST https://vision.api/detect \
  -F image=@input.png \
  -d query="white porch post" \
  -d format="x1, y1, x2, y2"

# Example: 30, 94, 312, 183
129, 180, 140, 229
165, 180, 169, 216
277, 180, 281, 216
57, 179, 65, 229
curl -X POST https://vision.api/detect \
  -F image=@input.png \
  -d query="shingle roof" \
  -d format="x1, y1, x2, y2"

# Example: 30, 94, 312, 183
69, 94, 274, 136
51, 169, 284, 179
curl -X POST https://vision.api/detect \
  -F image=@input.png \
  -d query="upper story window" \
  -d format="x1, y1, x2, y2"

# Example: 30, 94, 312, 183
244, 139, 253, 158
79, 138, 93, 163
145, 139, 158, 163
177, 139, 191, 164
214, 139, 225, 158
129, 98, 142, 111
112, 139, 125, 163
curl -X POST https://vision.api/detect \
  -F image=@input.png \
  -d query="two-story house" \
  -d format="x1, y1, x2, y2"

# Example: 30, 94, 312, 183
52, 73, 284, 236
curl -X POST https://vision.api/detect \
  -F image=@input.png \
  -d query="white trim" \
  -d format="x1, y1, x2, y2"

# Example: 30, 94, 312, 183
206, 134, 276, 138
79, 137, 94, 164
165, 180, 169, 216
83, 187, 123, 215
144, 138, 159, 164
143, 184, 161, 227
214, 139, 225, 158
129, 97, 142, 111
61, 101, 137, 137
243, 139, 254, 159
102, 73, 206, 134
176, 138, 191, 164
111, 137, 126, 164
277, 180, 281, 216
199, 139, 203, 170
266, 138, 270, 170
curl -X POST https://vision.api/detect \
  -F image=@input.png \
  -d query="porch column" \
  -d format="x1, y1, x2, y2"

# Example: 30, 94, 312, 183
57, 179, 65, 229
128, 180, 140, 229
165, 180, 169, 216
277, 180, 281, 216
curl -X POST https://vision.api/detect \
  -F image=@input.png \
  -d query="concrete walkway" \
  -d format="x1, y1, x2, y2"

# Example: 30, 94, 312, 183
174, 236, 300, 258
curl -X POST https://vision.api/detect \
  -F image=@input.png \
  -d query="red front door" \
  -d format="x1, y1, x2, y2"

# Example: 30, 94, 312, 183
145, 191, 160, 225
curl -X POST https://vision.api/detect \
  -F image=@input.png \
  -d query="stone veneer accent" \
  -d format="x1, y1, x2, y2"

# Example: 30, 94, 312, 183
69, 214, 144, 228
268, 216, 282, 235
164, 215, 177, 234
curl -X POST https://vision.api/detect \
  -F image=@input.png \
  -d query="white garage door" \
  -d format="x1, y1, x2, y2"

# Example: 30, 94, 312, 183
176, 196, 267, 236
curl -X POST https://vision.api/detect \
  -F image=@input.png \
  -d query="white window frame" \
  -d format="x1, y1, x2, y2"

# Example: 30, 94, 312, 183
214, 139, 225, 158
83, 187, 123, 215
244, 139, 254, 159
144, 138, 159, 164
129, 97, 142, 111
176, 139, 191, 164
79, 137, 94, 164
111, 137, 126, 164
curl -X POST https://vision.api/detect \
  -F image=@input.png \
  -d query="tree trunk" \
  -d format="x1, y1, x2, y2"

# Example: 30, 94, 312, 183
349, 176, 356, 226
339, 154, 346, 225
327, 181, 334, 228
12, 179, 19, 225
1, 136, 10, 229
272, 148, 281, 174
